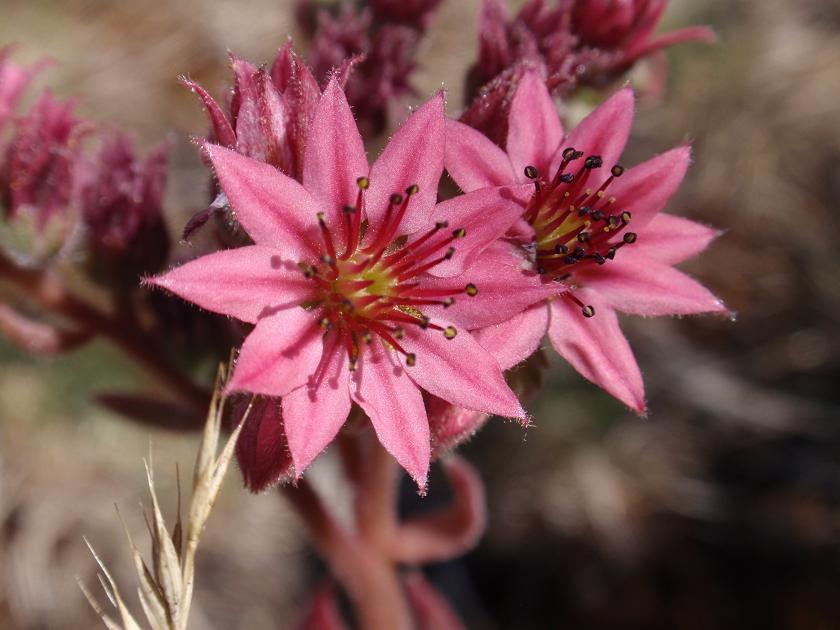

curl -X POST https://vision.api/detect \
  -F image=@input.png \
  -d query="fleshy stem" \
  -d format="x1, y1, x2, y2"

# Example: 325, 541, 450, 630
0, 252, 210, 413
281, 471, 414, 630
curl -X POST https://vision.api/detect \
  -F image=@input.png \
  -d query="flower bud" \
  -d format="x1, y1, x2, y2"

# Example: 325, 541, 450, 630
183, 41, 319, 181
467, 0, 714, 102
0, 91, 88, 264
80, 132, 170, 285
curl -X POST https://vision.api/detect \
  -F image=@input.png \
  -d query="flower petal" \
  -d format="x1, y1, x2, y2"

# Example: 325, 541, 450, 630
424, 185, 530, 277
203, 144, 321, 258
351, 339, 429, 488
180, 78, 236, 148
366, 93, 445, 233
507, 70, 563, 178
232, 397, 294, 492
551, 87, 634, 180
444, 119, 516, 192
402, 319, 525, 420
608, 146, 690, 231
147, 246, 315, 323
282, 333, 352, 475
427, 396, 489, 458
422, 241, 561, 328
303, 77, 369, 243
226, 307, 324, 396
547, 290, 645, 413
576, 252, 726, 316
638, 213, 720, 264
473, 303, 549, 370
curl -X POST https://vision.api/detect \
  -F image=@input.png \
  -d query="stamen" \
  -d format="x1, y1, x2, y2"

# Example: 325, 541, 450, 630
365, 184, 418, 257
317, 212, 338, 268
444, 326, 457, 339
524, 165, 540, 193
465, 283, 478, 297
584, 155, 603, 169
398, 248, 455, 279
564, 291, 596, 318
342, 204, 360, 259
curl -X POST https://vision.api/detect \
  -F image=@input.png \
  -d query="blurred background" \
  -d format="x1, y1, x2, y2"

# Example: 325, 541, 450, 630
1, 0, 839, 628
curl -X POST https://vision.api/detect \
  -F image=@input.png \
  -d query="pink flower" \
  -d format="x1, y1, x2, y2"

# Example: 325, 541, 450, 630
150, 80, 532, 488
445, 71, 726, 412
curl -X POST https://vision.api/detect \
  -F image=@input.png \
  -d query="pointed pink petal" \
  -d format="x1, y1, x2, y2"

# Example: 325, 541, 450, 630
424, 185, 530, 277
473, 303, 549, 370
608, 146, 691, 231
402, 319, 525, 420
147, 246, 315, 323
227, 308, 324, 397
575, 253, 726, 316
444, 119, 516, 193
547, 290, 645, 413
303, 77, 369, 242
282, 334, 352, 475
507, 70, 563, 178
203, 144, 321, 258
551, 88, 634, 179
637, 213, 720, 264
427, 397, 489, 457
366, 94, 445, 234
351, 339, 430, 488
180, 78, 236, 148
421, 241, 561, 328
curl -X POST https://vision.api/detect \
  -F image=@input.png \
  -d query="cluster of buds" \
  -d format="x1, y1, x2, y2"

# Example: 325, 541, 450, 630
0, 51, 87, 262
0, 49, 170, 280
297, 0, 442, 134
469, 0, 714, 101
183, 42, 319, 181
80, 132, 170, 285
181, 42, 321, 241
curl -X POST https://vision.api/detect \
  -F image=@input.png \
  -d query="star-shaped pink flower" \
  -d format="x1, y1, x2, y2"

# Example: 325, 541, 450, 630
445, 71, 726, 413
150, 79, 532, 488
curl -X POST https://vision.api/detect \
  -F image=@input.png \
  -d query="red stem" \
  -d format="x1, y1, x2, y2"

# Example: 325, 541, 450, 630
354, 425, 401, 550
281, 479, 414, 630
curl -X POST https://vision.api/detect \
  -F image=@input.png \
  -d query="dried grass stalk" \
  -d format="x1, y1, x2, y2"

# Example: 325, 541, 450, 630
78, 363, 251, 630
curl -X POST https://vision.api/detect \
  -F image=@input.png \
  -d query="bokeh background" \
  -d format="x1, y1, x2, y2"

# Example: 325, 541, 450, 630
2, 0, 839, 628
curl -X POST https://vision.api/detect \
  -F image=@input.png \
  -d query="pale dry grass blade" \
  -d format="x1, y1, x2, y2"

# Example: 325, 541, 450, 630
82, 538, 144, 630
78, 363, 248, 630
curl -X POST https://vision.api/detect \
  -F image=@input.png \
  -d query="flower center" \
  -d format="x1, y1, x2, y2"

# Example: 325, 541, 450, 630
522, 148, 638, 318
298, 177, 477, 369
